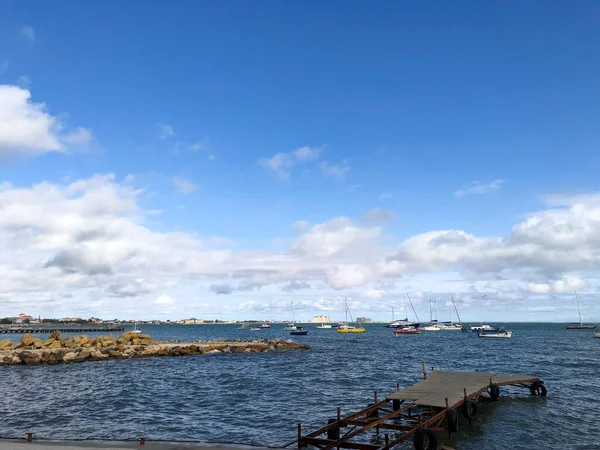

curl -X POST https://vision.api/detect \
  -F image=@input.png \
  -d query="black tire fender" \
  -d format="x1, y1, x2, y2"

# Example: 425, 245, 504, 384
529, 382, 547, 397
489, 384, 500, 401
413, 428, 438, 450
446, 409, 459, 433
462, 399, 480, 420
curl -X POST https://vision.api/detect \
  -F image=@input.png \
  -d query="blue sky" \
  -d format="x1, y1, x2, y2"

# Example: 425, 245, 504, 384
1, 1, 600, 322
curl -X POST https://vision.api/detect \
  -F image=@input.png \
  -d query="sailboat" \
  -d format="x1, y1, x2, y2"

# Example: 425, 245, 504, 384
337, 298, 366, 333
421, 298, 442, 331
566, 292, 596, 329
132, 319, 141, 334
385, 290, 420, 328
283, 300, 299, 331
440, 294, 463, 330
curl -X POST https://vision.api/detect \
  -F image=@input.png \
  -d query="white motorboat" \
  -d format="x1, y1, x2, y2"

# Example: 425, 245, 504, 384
471, 324, 494, 332
421, 325, 442, 331
316, 323, 332, 329
478, 328, 512, 338
594, 331, 600, 339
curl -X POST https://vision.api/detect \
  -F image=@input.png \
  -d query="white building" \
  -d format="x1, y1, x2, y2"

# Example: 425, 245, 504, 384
312, 315, 331, 323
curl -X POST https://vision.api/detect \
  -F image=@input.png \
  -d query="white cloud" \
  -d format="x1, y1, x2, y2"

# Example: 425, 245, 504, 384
361, 288, 385, 299
172, 176, 197, 194
293, 146, 320, 162
320, 160, 350, 179
0, 85, 92, 161
258, 152, 295, 179
154, 295, 175, 305
455, 180, 504, 197
20, 26, 35, 44
2, 177, 600, 319
259, 146, 348, 180
292, 220, 311, 233
158, 123, 175, 140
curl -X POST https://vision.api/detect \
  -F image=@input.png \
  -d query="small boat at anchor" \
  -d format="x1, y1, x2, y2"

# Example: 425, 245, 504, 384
478, 327, 512, 338
290, 326, 309, 336
337, 298, 366, 333
594, 331, 600, 339
258, 324, 271, 329
394, 327, 421, 336
316, 323, 332, 329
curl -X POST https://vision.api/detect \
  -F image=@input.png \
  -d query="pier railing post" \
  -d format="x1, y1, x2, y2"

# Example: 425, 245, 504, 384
297, 422, 302, 449
422, 362, 427, 379
337, 406, 341, 421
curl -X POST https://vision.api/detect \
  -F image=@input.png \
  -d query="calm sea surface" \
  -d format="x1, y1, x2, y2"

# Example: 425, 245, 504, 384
0, 323, 598, 449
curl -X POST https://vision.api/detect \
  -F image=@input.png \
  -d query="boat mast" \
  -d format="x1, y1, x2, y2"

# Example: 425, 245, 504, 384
435, 297, 438, 322
404, 288, 420, 322
450, 293, 462, 323
576, 291, 582, 327
291, 299, 295, 324
403, 293, 408, 321
429, 299, 433, 322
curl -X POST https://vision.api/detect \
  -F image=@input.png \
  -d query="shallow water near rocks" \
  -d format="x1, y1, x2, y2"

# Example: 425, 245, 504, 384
0, 323, 597, 449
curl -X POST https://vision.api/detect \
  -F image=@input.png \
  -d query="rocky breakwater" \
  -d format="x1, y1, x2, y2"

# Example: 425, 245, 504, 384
0, 331, 310, 366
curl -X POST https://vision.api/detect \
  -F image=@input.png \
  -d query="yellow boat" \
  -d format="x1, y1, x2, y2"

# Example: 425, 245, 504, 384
337, 324, 366, 333
336, 297, 366, 333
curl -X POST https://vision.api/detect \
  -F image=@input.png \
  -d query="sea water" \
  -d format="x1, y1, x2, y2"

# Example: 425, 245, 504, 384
0, 323, 597, 449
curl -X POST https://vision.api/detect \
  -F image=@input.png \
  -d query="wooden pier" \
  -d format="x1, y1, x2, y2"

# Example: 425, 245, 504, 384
295, 367, 546, 450
0, 326, 125, 334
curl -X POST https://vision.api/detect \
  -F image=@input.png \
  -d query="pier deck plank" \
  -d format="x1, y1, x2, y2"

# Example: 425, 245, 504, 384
386, 370, 539, 409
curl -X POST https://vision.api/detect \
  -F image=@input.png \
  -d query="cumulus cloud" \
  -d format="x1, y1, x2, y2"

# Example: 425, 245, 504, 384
455, 180, 504, 197
0, 85, 92, 161
3, 176, 600, 318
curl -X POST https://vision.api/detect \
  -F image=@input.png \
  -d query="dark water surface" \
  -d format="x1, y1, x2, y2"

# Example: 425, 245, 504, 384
1, 323, 598, 449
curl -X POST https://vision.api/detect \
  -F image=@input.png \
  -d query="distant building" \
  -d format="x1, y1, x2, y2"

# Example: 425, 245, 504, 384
62, 317, 80, 323
357, 317, 372, 323
180, 318, 203, 324
312, 315, 331, 323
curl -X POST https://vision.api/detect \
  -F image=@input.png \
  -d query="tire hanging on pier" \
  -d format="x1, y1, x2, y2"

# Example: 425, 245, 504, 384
413, 428, 438, 450
489, 384, 500, 401
529, 382, 547, 397
446, 409, 459, 433
462, 399, 480, 421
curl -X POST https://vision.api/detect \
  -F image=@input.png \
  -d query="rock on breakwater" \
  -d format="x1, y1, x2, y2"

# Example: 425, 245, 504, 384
0, 331, 310, 366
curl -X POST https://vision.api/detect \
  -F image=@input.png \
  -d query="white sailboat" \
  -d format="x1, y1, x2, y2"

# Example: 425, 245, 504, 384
440, 294, 462, 330
566, 291, 596, 330
386, 290, 420, 328
283, 300, 299, 331
132, 318, 141, 334
421, 298, 442, 331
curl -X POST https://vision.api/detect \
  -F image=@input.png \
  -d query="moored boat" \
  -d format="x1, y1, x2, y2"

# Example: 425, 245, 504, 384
594, 331, 600, 339
394, 327, 421, 335
290, 326, 309, 335
316, 323, 332, 329
566, 292, 596, 329
478, 327, 512, 338
258, 324, 271, 329
337, 298, 366, 333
